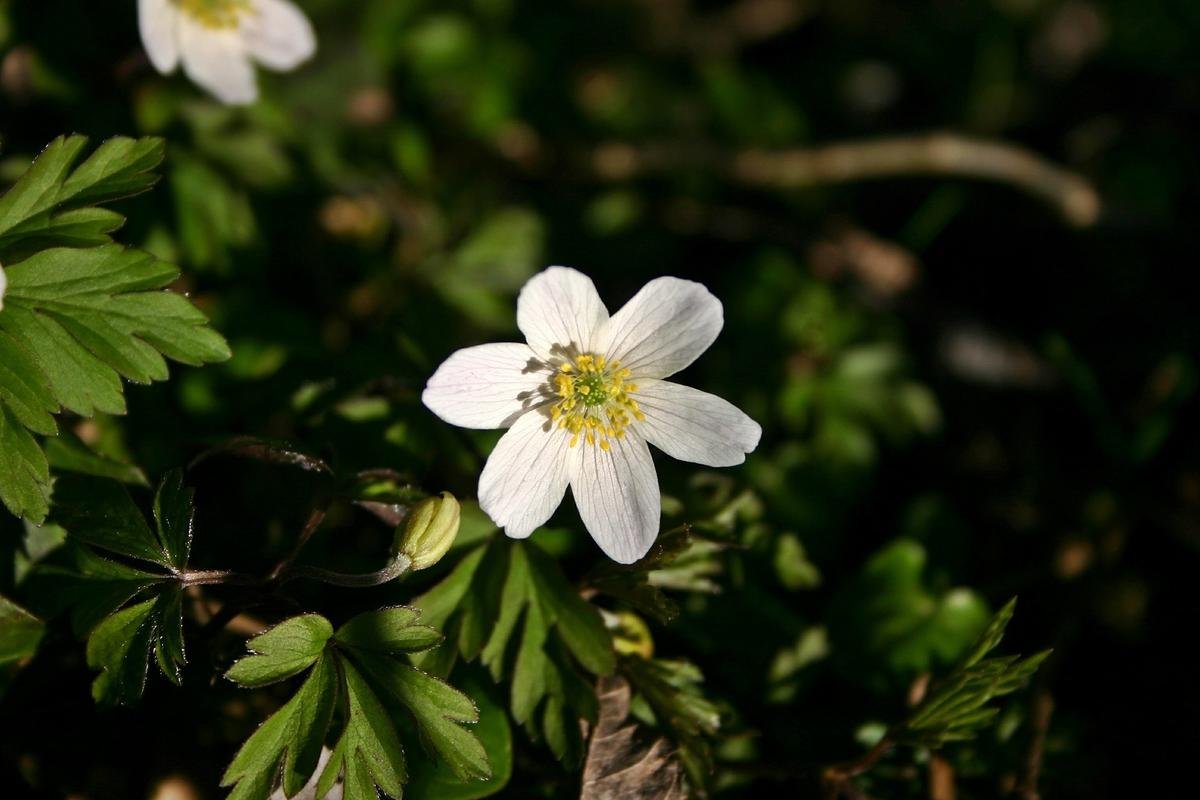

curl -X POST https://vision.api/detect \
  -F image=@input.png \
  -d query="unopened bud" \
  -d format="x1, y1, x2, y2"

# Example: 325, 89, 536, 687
395, 491, 460, 570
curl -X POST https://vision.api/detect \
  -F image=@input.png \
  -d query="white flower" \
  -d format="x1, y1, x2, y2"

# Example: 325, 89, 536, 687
0, 262, 6, 311
423, 267, 762, 564
138, 0, 316, 105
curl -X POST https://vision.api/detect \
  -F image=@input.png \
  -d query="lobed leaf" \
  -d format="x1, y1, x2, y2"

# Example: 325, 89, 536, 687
335, 607, 443, 655
226, 614, 334, 688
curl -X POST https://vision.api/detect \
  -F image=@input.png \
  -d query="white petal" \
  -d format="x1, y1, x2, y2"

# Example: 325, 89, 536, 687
422, 343, 552, 430
517, 266, 609, 361
0, 263, 7, 311
571, 432, 660, 564
242, 0, 317, 71
138, 0, 180, 74
179, 19, 258, 105
479, 410, 574, 539
634, 379, 761, 467
601, 277, 723, 379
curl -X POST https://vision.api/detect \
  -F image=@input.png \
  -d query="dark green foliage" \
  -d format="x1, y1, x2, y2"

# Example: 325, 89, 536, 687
222, 608, 490, 800
414, 539, 615, 764
898, 599, 1051, 748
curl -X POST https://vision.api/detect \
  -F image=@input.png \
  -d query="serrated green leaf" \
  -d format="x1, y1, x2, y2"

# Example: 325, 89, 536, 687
226, 614, 334, 688
222, 654, 337, 800
318, 658, 407, 800
335, 606, 443, 655
407, 675, 512, 800
153, 469, 193, 570
0, 303, 127, 417
350, 651, 490, 781
526, 545, 615, 676
419, 541, 612, 765
0, 136, 227, 522
86, 596, 157, 707
153, 586, 186, 685
898, 598, 1050, 748
0, 327, 58, 435
50, 475, 170, 567
0, 403, 51, 522
0, 594, 45, 665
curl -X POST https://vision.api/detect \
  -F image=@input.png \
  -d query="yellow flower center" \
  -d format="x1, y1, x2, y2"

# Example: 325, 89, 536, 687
176, 0, 251, 29
549, 353, 645, 450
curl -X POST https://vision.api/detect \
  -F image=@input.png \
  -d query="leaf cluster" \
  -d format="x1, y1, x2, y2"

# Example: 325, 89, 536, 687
413, 538, 616, 763
26, 471, 195, 705
897, 598, 1051, 748
0, 136, 230, 522
222, 608, 490, 800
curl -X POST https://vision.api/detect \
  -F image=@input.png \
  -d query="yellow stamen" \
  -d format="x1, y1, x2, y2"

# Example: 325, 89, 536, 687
546, 351, 643, 450
176, 0, 250, 29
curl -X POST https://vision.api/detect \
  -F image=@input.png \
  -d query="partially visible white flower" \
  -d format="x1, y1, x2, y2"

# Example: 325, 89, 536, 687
138, 0, 316, 105
0, 261, 6, 311
268, 747, 342, 800
423, 267, 762, 564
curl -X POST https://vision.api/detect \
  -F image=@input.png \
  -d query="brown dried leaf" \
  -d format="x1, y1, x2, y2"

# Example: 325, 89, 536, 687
580, 676, 687, 800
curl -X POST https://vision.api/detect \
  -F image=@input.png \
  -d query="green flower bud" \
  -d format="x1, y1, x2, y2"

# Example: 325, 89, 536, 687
395, 491, 460, 570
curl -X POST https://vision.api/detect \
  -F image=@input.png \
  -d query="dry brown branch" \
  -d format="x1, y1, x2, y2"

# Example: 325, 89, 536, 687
590, 133, 1101, 227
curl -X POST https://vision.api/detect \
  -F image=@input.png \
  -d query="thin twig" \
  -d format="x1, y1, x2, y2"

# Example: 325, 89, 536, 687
268, 504, 329, 580
1017, 692, 1054, 800
588, 133, 1101, 227
822, 737, 894, 800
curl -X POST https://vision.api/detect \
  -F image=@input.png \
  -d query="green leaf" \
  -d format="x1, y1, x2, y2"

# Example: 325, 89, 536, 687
43, 434, 148, 486
335, 607, 443, 655
317, 658, 408, 800
526, 545, 615, 676
407, 675, 513, 800
417, 541, 614, 764
50, 475, 171, 568
86, 596, 158, 707
621, 656, 721, 789
828, 538, 990, 688
0, 135, 163, 251
350, 650, 491, 782
0, 594, 45, 665
0, 135, 228, 522
153, 469, 193, 570
898, 598, 1050, 748
0, 327, 58, 435
0, 403, 51, 522
222, 654, 338, 800
226, 614, 334, 688
153, 586, 186, 686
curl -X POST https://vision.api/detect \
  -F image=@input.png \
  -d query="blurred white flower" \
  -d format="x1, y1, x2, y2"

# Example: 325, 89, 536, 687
423, 267, 761, 564
0, 262, 7, 311
138, 0, 316, 105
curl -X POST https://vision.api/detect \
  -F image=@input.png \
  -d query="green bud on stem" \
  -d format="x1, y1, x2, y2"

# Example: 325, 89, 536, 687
395, 491, 460, 570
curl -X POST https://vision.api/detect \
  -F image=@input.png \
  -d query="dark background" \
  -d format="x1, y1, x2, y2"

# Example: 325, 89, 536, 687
2, 0, 1198, 797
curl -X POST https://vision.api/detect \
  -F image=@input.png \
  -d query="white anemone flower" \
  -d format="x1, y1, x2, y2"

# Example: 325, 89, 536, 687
423, 267, 762, 564
138, 0, 316, 106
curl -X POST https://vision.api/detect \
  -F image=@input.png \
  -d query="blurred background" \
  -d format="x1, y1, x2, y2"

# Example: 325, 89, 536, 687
1, 0, 1198, 797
